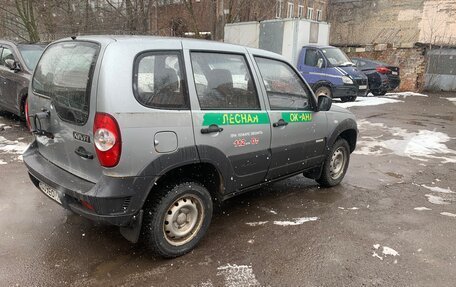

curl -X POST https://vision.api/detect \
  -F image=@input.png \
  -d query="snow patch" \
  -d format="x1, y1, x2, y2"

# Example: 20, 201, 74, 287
421, 184, 454, 194
442, 97, 456, 105
273, 217, 318, 226
384, 92, 428, 98
245, 221, 268, 227
0, 136, 29, 155
440, 212, 456, 218
217, 264, 260, 287
414, 207, 432, 211
382, 246, 400, 256
334, 97, 402, 108
0, 159, 7, 165
354, 120, 456, 163
425, 194, 450, 205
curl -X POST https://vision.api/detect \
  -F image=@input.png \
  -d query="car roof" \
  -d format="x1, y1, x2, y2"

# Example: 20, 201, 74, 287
55, 35, 286, 61
0, 39, 48, 46
302, 44, 336, 49
351, 57, 390, 66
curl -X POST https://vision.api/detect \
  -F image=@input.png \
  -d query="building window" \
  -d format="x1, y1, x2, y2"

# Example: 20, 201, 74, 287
298, 5, 304, 18
307, 7, 314, 20
287, 2, 294, 18
276, 0, 283, 18
316, 9, 322, 21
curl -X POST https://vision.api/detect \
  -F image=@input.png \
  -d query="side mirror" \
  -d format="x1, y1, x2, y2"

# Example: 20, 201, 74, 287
318, 95, 332, 111
317, 58, 324, 69
5, 59, 20, 72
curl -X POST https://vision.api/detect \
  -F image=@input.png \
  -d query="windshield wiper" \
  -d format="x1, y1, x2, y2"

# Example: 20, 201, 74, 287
338, 62, 355, 67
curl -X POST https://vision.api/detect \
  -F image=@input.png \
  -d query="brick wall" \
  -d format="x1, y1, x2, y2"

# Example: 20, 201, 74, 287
345, 46, 427, 92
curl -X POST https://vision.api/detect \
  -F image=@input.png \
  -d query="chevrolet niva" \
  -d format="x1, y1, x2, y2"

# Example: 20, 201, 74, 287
24, 36, 357, 258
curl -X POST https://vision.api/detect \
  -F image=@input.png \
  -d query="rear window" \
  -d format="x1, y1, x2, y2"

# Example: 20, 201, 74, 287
32, 41, 100, 125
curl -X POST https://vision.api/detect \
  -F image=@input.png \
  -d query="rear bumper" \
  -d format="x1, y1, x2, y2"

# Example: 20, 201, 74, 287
23, 141, 154, 227
333, 85, 368, 98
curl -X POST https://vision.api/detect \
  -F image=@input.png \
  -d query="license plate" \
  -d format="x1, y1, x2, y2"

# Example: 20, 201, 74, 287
359, 85, 367, 90
392, 71, 398, 75
39, 182, 62, 204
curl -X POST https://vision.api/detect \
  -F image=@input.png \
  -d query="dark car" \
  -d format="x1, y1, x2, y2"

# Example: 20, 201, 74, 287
0, 40, 46, 117
351, 57, 400, 96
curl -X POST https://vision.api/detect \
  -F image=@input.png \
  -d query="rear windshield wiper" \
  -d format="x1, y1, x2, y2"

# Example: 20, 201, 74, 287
30, 110, 54, 139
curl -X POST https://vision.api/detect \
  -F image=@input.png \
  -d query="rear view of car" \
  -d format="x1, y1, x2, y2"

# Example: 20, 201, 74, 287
352, 57, 401, 96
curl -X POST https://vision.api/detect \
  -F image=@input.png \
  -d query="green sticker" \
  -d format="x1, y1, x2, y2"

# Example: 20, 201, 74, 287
281, 112, 313, 123
203, 112, 270, 126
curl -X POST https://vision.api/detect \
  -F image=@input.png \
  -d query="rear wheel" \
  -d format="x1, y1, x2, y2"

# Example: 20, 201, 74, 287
371, 90, 387, 96
314, 85, 332, 98
141, 181, 213, 258
317, 138, 350, 187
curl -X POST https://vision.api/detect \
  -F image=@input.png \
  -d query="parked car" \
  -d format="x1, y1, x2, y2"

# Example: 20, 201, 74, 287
0, 40, 46, 117
24, 36, 358, 258
351, 57, 401, 96
297, 45, 368, 102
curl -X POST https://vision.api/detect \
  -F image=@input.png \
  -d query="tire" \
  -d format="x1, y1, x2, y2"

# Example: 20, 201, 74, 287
317, 138, 350, 187
141, 181, 213, 258
340, 96, 357, 102
371, 90, 387, 96
314, 85, 332, 98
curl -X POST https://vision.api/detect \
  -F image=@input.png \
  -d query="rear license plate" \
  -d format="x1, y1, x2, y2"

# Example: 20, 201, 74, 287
392, 71, 398, 75
359, 85, 367, 90
39, 182, 62, 204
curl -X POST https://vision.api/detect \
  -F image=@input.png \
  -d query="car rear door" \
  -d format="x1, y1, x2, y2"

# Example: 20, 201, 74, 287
253, 56, 328, 180
0, 45, 18, 111
28, 40, 105, 183
182, 43, 271, 192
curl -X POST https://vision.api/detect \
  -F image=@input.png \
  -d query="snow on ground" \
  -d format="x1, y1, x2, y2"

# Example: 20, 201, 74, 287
384, 92, 428, 98
421, 185, 454, 194
414, 207, 432, 211
440, 212, 456, 218
355, 120, 456, 163
372, 244, 400, 261
442, 97, 456, 105
273, 217, 318, 226
0, 136, 29, 163
216, 264, 260, 287
425, 194, 450, 205
334, 97, 403, 108
245, 221, 268, 227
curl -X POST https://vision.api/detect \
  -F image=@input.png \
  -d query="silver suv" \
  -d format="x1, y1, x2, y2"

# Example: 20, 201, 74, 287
24, 36, 357, 258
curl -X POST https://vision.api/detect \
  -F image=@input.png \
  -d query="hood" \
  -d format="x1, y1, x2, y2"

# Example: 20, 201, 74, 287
335, 66, 367, 80
329, 104, 354, 115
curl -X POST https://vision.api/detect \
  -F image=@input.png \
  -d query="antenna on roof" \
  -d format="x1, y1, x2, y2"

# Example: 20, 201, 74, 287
71, 36, 77, 40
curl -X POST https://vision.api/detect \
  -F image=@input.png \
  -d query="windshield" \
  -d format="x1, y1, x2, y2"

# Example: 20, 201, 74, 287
17, 44, 46, 70
321, 48, 354, 67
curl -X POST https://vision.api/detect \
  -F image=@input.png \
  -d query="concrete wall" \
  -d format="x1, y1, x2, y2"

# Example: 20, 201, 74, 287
329, 0, 456, 46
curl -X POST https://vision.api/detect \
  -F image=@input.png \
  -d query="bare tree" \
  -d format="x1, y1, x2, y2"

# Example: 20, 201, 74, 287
0, 0, 40, 42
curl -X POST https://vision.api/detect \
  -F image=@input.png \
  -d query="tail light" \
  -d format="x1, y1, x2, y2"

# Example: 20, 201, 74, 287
93, 113, 121, 167
376, 67, 391, 74
24, 99, 32, 131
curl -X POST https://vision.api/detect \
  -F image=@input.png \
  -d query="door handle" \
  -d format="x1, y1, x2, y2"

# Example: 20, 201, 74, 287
75, 146, 94, 159
273, 119, 289, 128
201, 124, 223, 134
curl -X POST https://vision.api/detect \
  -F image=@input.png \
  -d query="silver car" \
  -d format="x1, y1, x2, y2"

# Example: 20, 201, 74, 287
23, 36, 357, 258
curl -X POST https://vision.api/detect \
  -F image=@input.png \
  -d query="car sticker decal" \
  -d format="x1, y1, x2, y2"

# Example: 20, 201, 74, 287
203, 112, 270, 126
281, 112, 313, 123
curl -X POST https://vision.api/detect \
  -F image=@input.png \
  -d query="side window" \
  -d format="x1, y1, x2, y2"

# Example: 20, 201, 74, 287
0, 47, 14, 66
134, 52, 187, 109
255, 57, 311, 110
305, 49, 324, 67
190, 52, 260, 110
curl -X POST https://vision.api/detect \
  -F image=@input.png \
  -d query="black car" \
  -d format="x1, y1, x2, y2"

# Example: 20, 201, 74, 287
0, 40, 46, 117
351, 57, 400, 96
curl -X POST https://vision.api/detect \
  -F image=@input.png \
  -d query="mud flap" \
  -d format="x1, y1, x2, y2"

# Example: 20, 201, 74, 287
120, 210, 143, 243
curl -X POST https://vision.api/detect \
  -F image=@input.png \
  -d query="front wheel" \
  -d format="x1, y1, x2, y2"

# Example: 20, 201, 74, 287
141, 181, 213, 258
314, 86, 332, 98
317, 139, 350, 187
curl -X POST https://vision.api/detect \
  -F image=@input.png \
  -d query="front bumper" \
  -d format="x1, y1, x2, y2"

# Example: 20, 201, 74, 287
23, 141, 154, 227
333, 85, 368, 98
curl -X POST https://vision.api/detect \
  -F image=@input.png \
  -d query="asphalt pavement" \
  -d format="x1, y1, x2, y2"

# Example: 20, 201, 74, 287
1, 92, 455, 287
